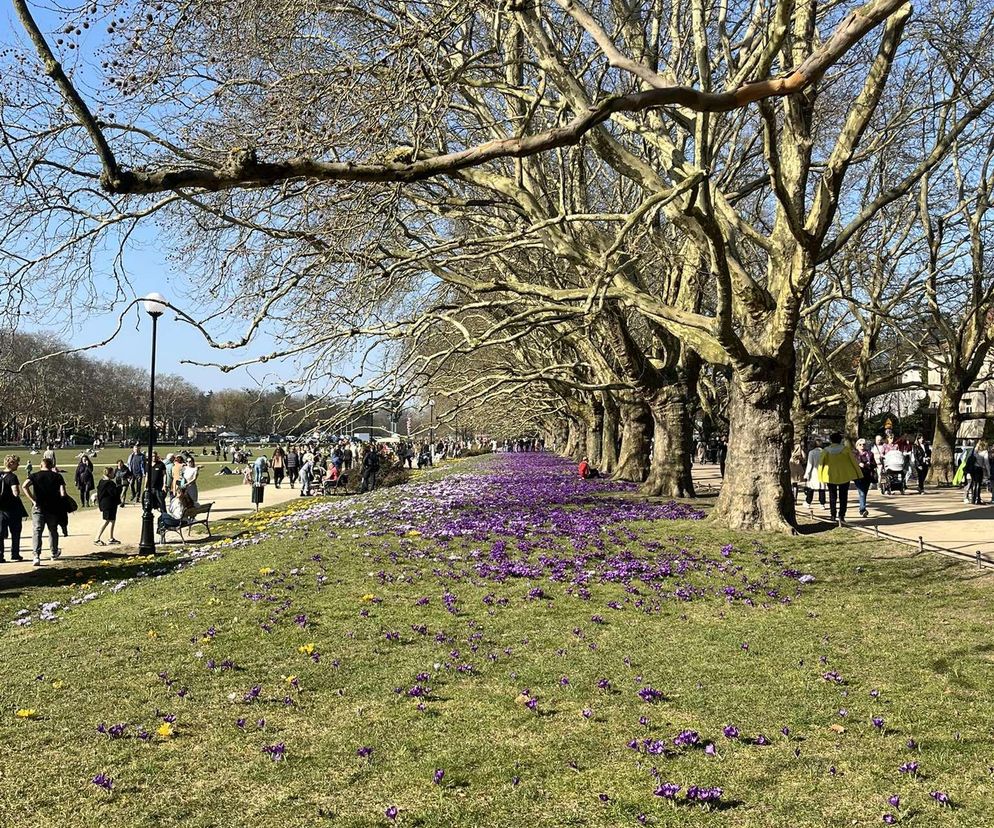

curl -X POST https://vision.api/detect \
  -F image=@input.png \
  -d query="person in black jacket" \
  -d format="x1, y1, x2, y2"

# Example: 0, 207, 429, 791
0, 455, 28, 562
286, 448, 300, 487
360, 443, 381, 493
913, 434, 931, 495
75, 454, 95, 508
94, 466, 122, 546
148, 451, 167, 512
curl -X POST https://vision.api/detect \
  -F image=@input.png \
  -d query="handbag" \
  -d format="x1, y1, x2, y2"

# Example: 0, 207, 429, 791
62, 494, 79, 514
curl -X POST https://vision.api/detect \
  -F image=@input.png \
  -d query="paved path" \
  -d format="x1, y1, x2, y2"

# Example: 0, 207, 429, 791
0, 480, 302, 577
691, 463, 994, 561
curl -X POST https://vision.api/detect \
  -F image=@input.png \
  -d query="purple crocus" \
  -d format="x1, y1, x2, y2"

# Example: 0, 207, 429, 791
385, 805, 398, 820
929, 791, 950, 806
261, 742, 286, 762
653, 782, 681, 799
356, 746, 373, 760
433, 769, 445, 785
637, 686, 664, 703
887, 795, 900, 808
91, 772, 113, 791
722, 724, 739, 739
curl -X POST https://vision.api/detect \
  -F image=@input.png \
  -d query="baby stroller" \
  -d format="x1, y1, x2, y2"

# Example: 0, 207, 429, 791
881, 466, 905, 495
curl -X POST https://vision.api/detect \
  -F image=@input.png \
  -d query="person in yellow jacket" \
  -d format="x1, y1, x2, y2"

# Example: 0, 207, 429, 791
817, 432, 862, 526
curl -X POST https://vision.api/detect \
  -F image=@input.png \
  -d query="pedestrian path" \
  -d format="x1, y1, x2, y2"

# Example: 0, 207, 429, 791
1, 481, 302, 577
691, 464, 994, 562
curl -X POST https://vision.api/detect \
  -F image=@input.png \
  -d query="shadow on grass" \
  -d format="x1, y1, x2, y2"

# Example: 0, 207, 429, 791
0, 547, 198, 598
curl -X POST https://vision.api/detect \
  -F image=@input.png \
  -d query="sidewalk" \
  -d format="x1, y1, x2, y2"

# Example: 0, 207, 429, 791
0, 481, 302, 577
692, 463, 994, 559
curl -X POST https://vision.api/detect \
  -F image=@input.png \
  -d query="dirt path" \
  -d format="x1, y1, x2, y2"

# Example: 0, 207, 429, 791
1, 480, 302, 576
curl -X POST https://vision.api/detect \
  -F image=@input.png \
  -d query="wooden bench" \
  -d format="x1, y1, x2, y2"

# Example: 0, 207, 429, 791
158, 501, 215, 544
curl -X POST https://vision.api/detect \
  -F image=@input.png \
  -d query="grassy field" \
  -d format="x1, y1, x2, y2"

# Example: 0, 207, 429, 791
0, 454, 990, 826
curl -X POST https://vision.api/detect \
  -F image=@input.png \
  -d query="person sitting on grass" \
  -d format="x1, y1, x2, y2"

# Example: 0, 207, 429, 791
94, 466, 121, 546
578, 457, 600, 479
157, 489, 198, 537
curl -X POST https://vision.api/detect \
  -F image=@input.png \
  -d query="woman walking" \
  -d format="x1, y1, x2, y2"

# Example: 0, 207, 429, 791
854, 438, 874, 517
0, 455, 28, 562
251, 453, 269, 511
271, 446, 286, 488
75, 454, 95, 508
114, 459, 131, 506
94, 466, 121, 545
818, 432, 863, 526
803, 440, 827, 513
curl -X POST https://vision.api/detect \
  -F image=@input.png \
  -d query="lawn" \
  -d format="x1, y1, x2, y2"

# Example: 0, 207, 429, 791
0, 453, 990, 827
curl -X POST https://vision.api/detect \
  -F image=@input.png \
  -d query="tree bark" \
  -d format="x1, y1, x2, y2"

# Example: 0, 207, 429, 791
710, 361, 796, 533
928, 388, 962, 485
614, 401, 651, 482
641, 386, 696, 497
564, 418, 583, 459
585, 398, 604, 467
844, 395, 864, 442
599, 393, 619, 476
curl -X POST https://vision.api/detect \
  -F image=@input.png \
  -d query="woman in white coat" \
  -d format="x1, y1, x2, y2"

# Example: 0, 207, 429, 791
804, 440, 827, 512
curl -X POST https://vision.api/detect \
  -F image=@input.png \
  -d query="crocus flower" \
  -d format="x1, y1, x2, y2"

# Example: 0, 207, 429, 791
91, 772, 113, 791
433, 769, 444, 785
385, 805, 398, 820
723, 725, 739, 739
653, 782, 680, 799
929, 791, 950, 806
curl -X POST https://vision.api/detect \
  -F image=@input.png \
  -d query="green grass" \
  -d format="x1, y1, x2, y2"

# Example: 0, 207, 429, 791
0, 457, 991, 826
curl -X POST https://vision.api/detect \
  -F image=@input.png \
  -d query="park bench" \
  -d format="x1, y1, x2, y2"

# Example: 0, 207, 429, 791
158, 501, 215, 544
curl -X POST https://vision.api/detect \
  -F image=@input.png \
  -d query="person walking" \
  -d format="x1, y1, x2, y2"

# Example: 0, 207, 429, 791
912, 435, 931, 494
360, 443, 381, 493
75, 454, 95, 508
818, 432, 862, 526
94, 466, 122, 545
114, 459, 132, 506
803, 440, 827, 513
42, 443, 57, 469
0, 455, 28, 563
299, 452, 314, 496
23, 456, 68, 565
148, 451, 168, 512
251, 453, 269, 510
271, 446, 286, 488
854, 438, 874, 518
871, 435, 886, 490
127, 445, 145, 502
286, 447, 300, 488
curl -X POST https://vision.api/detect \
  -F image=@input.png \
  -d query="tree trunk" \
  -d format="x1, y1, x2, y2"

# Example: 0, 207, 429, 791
928, 389, 962, 485
710, 361, 796, 533
564, 419, 583, 460
641, 386, 696, 497
614, 402, 651, 482
585, 398, 604, 467
599, 394, 619, 476
843, 394, 864, 442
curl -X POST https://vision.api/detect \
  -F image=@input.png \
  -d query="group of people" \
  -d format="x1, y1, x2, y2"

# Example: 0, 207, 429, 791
0, 454, 71, 565
797, 432, 933, 524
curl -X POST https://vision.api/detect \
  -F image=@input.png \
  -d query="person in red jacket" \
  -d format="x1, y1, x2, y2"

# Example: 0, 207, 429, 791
578, 458, 599, 479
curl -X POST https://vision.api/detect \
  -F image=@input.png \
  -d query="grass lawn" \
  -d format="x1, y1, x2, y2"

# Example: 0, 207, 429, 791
0, 453, 990, 826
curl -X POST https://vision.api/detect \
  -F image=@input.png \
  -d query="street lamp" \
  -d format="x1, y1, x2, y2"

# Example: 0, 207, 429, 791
138, 292, 167, 555
428, 398, 435, 450
368, 390, 374, 441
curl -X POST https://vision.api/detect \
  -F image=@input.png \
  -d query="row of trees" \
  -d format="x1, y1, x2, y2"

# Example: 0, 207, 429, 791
2, 0, 994, 532
0, 331, 381, 441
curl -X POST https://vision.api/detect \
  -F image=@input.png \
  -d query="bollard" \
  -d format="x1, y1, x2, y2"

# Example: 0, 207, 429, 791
918, 536, 924, 553
978, 551, 983, 570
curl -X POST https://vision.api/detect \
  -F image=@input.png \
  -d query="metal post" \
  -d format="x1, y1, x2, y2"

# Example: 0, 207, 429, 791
978, 551, 983, 570
139, 313, 159, 555
918, 536, 924, 553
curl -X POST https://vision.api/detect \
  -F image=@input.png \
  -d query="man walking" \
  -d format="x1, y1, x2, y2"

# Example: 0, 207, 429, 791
23, 456, 67, 566
361, 443, 381, 493
0, 455, 27, 563
127, 445, 145, 502
148, 451, 168, 512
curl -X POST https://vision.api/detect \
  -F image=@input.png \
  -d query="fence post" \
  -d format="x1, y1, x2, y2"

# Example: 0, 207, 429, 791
874, 525, 880, 539
918, 536, 924, 553
978, 551, 983, 570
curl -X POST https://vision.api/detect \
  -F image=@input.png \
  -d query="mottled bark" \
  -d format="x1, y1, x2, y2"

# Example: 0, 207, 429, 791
585, 398, 604, 467
641, 386, 696, 497
614, 402, 651, 482
599, 394, 619, 476
928, 388, 961, 485
710, 361, 796, 532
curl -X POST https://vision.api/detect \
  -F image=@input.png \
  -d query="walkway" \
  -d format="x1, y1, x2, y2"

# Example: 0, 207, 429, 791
0, 481, 302, 577
691, 464, 994, 563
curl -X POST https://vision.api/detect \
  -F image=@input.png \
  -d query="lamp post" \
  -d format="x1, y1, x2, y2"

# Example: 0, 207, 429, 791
138, 292, 167, 555
368, 391, 374, 441
428, 398, 435, 453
